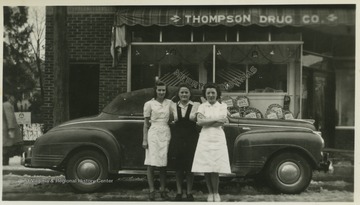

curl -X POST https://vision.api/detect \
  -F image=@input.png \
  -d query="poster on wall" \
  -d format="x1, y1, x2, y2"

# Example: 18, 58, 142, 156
14, 112, 31, 124
21, 123, 44, 141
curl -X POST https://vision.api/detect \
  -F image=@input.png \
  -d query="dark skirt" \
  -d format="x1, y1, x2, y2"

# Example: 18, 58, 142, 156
168, 122, 199, 171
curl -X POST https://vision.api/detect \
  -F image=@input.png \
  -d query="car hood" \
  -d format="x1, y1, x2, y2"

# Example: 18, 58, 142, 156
229, 117, 316, 131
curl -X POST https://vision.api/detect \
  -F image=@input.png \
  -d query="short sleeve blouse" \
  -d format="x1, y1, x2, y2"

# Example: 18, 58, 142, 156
171, 101, 200, 122
197, 101, 227, 119
143, 98, 173, 123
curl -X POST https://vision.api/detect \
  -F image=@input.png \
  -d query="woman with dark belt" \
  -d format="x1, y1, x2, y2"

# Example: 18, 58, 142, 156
168, 83, 200, 201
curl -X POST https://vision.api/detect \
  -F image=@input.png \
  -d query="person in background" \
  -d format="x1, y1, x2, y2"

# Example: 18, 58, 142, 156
3, 95, 22, 165
168, 83, 200, 201
142, 81, 173, 201
191, 83, 231, 202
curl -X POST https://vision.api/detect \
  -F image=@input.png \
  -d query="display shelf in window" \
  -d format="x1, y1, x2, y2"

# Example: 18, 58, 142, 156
265, 104, 284, 119
244, 107, 263, 119
229, 107, 240, 118
283, 110, 295, 120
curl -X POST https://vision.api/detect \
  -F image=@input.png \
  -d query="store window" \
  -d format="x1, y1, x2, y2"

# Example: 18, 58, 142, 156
238, 25, 269, 41
162, 26, 192, 42
227, 27, 238, 42
131, 45, 212, 90
192, 27, 204, 42
130, 42, 301, 120
204, 26, 226, 42
248, 64, 287, 93
214, 44, 299, 93
130, 25, 160, 42
271, 26, 301, 41
131, 43, 300, 93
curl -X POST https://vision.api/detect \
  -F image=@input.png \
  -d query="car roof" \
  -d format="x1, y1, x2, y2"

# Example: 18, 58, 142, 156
102, 86, 203, 116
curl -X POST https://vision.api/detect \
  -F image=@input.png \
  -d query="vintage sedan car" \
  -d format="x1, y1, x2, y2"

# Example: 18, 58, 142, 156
22, 87, 330, 194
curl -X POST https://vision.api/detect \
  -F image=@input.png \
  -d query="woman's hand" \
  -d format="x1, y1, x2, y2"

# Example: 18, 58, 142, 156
142, 140, 148, 149
211, 117, 228, 127
217, 118, 228, 123
143, 117, 150, 149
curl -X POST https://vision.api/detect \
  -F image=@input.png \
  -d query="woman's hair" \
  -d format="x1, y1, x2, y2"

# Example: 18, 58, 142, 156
174, 83, 193, 102
178, 83, 192, 95
202, 82, 221, 100
153, 81, 169, 98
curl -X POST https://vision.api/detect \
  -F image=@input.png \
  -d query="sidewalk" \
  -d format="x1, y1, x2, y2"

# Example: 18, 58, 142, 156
3, 156, 61, 176
3, 150, 354, 182
313, 148, 354, 182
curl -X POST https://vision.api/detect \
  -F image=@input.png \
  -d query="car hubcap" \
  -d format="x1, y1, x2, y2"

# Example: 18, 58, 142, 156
277, 161, 301, 184
77, 159, 100, 180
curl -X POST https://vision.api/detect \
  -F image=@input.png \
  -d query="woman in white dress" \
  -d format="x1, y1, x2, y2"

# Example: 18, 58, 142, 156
192, 83, 231, 202
142, 81, 173, 201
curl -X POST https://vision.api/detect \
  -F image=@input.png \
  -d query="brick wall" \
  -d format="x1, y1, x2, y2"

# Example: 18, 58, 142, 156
43, 6, 127, 131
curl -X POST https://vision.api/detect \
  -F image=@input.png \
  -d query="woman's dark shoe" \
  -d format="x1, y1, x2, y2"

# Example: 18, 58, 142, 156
148, 191, 156, 201
186, 194, 194, 201
174, 193, 183, 201
160, 191, 170, 201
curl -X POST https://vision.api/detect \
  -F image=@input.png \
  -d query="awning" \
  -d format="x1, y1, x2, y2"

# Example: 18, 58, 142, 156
115, 5, 355, 27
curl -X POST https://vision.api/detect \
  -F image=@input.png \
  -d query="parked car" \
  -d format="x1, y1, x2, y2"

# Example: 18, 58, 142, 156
22, 87, 331, 194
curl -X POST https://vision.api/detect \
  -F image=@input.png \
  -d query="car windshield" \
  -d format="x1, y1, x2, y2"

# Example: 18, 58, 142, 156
102, 87, 203, 116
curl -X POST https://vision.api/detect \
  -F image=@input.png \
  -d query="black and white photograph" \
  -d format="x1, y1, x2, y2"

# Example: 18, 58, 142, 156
1, 0, 357, 203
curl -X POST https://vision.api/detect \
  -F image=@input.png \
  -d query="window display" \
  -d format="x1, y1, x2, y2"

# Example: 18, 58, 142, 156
129, 24, 302, 121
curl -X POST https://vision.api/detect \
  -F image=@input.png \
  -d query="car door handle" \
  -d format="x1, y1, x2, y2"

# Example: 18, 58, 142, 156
242, 127, 251, 131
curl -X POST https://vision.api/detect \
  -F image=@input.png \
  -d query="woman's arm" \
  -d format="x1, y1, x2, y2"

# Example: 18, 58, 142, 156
142, 117, 150, 149
211, 117, 228, 127
197, 113, 227, 127
169, 101, 176, 123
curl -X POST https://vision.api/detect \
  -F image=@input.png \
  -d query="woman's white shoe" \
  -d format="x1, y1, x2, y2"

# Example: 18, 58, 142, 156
207, 194, 214, 202
214, 193, 221, 202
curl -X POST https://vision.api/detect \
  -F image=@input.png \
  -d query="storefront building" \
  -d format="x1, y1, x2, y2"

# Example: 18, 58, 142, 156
43, 5, 355, 149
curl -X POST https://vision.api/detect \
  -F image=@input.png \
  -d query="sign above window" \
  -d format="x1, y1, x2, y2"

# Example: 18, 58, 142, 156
115, 5, 355, 27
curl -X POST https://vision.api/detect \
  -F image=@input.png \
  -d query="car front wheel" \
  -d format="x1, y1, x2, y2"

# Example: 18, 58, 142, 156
266, 152, 312, 194
65, 150, 109, 193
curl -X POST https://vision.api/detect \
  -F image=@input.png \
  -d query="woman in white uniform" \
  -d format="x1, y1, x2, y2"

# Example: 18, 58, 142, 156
192, 83, 231, 202
142, 81, 173, 201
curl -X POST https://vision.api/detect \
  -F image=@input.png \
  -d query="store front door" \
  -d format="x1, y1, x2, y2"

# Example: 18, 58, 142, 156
302, 67, 336, 147
69, 64, 100, 119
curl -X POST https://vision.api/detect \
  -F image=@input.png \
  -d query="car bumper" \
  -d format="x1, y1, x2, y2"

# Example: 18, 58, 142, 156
21, 145, 33, 167
318, 152, 333, 173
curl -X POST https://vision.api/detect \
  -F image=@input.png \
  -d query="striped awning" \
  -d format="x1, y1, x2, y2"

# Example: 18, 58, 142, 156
114, 5, 355, 27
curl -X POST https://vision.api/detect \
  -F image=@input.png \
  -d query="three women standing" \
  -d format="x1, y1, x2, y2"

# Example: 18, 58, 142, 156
142, 81, 231, 202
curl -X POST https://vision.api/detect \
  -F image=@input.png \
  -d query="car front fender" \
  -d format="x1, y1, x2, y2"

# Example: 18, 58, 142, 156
31, 127, 122, 172
231, 129, 323, 176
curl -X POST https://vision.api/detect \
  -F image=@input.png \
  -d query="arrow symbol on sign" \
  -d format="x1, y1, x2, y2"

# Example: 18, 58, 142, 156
327, 14, 338, 22
170, 15, 181, 23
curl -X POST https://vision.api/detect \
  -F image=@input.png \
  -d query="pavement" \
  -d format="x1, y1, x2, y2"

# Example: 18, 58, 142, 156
2, 148, 354, 182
